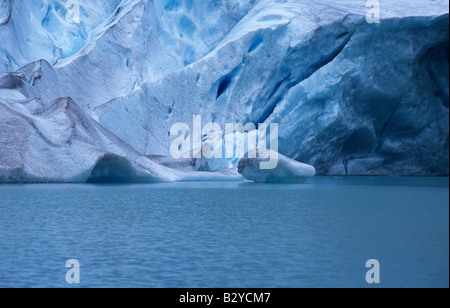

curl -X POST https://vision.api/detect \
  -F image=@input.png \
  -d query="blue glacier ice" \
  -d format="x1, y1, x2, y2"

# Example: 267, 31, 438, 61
0, 0, 449, 183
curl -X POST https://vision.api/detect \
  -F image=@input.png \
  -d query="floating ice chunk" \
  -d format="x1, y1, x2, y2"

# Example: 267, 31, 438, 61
87, 153, 169, 183
238, 149, 316, 183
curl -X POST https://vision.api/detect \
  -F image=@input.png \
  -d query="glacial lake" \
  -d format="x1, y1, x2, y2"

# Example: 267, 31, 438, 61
0, 177, 448, 288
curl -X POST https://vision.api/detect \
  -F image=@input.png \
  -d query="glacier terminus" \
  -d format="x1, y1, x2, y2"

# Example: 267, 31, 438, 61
0, 0, 449, 183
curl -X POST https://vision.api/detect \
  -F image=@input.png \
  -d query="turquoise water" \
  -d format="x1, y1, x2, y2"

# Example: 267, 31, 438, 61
0, 177, 448, 288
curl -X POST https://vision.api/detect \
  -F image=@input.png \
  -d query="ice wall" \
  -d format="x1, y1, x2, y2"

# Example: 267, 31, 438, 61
0, 0, 449, 182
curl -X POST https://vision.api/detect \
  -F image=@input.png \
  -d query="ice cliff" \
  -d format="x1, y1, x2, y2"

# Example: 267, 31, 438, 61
0, 0, 449, 183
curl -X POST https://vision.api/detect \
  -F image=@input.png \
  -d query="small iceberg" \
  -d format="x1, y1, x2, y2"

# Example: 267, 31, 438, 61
238, 149, 316, 183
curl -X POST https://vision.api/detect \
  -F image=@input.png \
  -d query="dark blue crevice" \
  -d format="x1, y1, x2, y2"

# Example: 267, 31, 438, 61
216, 65, 241, 100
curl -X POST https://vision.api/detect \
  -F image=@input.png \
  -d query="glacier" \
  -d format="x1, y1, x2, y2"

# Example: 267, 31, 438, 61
0, 0, 449, 183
